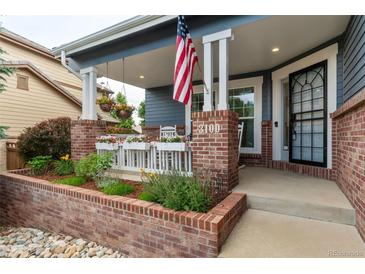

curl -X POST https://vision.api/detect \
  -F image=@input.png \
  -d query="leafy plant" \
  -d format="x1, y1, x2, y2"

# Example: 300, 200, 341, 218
117, 117, 135, 129
95, 177, 119, 189
18, 117, 71, 161
125, 136, 147, 143
54, 176, 86, 186
106, 126, 137, 134
160, 136, 183, 143
138, 100, 145, 127
54, 154, 74, 176
141, 170, 212, 212
75, 153, 113, 180
138, 191, 156, 202
27, 155, 52, 175
101, 182, 134, 196
96, 95, 114, 105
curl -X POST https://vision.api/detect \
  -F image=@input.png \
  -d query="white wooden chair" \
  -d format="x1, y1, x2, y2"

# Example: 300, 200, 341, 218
160, 125, 178, 139
238, 122, 244, 162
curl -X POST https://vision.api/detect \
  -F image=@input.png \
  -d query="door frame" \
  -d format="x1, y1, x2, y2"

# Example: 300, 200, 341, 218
271, 43, 338, 169
288, 60, 328, 167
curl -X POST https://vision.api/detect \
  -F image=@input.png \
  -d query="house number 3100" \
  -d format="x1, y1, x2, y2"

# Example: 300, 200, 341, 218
197, 123, 221, 134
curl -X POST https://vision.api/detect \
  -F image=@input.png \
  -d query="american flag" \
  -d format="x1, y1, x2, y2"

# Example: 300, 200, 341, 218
173, 16, 198, 105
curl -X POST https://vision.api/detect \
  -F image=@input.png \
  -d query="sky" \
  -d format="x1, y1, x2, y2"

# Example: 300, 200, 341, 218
0, 15, 145, 124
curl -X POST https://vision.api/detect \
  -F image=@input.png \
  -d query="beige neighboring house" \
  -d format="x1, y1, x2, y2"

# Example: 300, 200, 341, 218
0, 28, 118, 170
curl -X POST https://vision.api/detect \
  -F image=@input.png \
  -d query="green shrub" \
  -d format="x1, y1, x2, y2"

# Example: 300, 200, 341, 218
75, 153, 113, 180
18, 117, 71, 161
138, 191, 156, 202
141, 171, 212, 212
54, 176, 86, 186
54, 155, 74, 176
27, 156, 52, 175
101, 183, 134, 196
95, 177, 119, 189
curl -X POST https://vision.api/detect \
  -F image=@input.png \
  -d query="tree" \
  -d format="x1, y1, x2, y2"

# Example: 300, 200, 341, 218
138, 100, 145, 127
0, 48, 14, 139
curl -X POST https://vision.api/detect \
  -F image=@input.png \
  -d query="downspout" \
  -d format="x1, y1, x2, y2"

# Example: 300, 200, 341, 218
60, 50, 82, 80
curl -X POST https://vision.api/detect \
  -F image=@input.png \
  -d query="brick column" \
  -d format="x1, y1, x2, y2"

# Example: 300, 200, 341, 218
71, 120, 106, 160
261, 120, 273, 167
191, 110, 239, 200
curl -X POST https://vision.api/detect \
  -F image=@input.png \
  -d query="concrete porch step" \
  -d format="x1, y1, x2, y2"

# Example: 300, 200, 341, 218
247, 195, 355, 225
234, 167, 356, 226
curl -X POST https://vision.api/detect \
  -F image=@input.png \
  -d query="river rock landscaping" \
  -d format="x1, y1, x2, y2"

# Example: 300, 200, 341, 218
0, 226, 125, 258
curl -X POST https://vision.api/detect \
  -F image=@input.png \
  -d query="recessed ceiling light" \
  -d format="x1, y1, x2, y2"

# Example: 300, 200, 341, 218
272, 47, 280, 53
139, 75, 145, 79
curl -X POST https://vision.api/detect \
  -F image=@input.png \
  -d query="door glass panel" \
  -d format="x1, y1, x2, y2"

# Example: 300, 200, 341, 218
289, 62, 326, 166
313, 98, 323, 110
302, 147, 311, 161
313, 148, 324, 162
302, 100, 312, 112
313, 133, 323, 147
292, 147, 300, 159
302, 134, 311, 147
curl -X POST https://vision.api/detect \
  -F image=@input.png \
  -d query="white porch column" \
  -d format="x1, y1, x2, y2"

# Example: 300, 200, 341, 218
202, 42, 213, 111
80, 66, 97, 120
202, 29, 232, 111
218, 38, 229, 110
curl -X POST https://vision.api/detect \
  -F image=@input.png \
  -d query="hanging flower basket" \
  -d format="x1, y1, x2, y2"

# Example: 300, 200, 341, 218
96, 95, 114, 112
100, 103, 113, 112
113, 104, 135, 119
116, 109, 132, 119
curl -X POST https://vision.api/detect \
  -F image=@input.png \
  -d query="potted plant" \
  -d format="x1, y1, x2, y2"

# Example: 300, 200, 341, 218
155, 136, 187, 151
123, 136, 151, 150
95, 135, 120, 150
96, 95, 114, 112
113, 104, 135, 119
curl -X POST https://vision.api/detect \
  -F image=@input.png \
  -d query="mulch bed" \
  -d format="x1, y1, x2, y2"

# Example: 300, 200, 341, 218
32, 173, 144, 199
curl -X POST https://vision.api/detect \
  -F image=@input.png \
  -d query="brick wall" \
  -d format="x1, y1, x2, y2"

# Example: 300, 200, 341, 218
331, 87, 365, 240
71, 120, 106, 160
0, 171, 246, 257
240, 121, 272, 167
191, 110, 239, 197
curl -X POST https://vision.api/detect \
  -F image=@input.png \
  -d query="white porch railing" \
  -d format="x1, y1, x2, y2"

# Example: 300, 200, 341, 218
97, 143, 193, 175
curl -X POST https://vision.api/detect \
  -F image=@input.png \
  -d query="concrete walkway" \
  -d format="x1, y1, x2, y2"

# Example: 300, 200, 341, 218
219, 209, 365, 258
234, 167, 355, 225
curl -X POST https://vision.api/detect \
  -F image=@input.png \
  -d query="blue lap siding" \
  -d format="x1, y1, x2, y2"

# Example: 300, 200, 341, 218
342, 15, 365, 102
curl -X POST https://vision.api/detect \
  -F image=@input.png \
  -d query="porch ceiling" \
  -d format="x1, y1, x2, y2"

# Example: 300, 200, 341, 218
96, 15, 350, 89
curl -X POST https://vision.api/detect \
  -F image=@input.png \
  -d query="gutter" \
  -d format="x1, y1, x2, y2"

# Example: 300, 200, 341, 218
60, 50, 82, 80
52, 15, 177, 57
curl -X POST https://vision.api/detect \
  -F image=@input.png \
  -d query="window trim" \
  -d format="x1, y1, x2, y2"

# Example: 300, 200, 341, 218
192, 76, 263, 154
16, 74, 29, 90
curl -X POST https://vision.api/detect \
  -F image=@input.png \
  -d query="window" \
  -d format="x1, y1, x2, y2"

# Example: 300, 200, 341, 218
17, 74, 29, 90
192, 91, 216, 112
229, 87, 255, 148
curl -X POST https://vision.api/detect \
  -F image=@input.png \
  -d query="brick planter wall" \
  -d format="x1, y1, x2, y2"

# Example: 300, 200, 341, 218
191, 110, 239, 197
71, 120, 106, 160
331, 88, 365, 240
0, 171, 246, 257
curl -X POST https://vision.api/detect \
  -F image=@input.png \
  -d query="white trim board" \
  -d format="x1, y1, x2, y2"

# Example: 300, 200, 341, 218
191, 76, 263, 154
271, 43, 338, 169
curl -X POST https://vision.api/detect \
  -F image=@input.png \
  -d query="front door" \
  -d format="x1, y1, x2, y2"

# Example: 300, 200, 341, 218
289, 61, 327, 167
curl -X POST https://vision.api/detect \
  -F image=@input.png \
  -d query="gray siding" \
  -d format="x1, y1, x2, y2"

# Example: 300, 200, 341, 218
145, 85, 185, 126
262, 71, 272, 121
343, 15, 365, 101
337, 39, 344, 107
